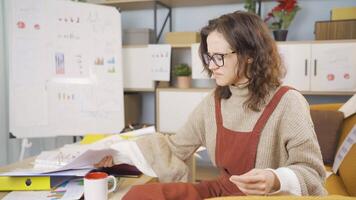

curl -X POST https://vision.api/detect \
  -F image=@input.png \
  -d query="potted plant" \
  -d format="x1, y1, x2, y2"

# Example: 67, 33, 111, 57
244, 0, 257, 14
264, 0, 301, 41
173, 63, 192, 89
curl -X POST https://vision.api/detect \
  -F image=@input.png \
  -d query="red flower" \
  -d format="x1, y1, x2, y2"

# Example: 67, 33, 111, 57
273, 5, 283, 12
273, 0, 297, 12
285, 0, 297, 12
264, 0, 300, 30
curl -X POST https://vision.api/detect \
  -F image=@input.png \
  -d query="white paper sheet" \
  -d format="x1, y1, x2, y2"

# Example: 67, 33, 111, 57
3, 191, 50, 200
339, 94, 356, 118
59, 179, 84, 200
34, 148, 116, 173
31, 127, 155, 173
0, 168, 91, 177
149, 44, 171, 81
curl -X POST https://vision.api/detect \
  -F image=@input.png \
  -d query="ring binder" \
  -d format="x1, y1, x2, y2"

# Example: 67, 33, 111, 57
0, 176, 71, 191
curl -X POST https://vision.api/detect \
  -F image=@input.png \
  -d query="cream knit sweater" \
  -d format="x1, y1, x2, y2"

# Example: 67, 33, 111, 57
136, 85, 327, 196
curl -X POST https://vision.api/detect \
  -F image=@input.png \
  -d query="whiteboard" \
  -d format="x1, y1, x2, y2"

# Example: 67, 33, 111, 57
8, 0, 124, 138
157, 89, 210, 133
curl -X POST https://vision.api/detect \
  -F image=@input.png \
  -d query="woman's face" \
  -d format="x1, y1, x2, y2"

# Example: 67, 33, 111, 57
206, 31, 246, 86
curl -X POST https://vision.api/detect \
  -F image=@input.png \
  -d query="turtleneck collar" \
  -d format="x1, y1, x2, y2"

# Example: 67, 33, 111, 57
229, 82, 249, 97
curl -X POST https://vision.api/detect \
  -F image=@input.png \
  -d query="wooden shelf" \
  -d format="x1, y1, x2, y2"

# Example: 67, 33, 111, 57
300, 91, 355, 96
157, 87, 355, 96
94, 0, 245, 10
171, 43, 192, 48
157, 87, 212, 92
123, 44, 192, 48
124, 88, 155, 92
123, 44, 148, 48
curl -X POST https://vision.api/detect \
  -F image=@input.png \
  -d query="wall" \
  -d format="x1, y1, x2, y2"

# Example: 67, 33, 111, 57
0, 0, 9, 165
120, 0, 356, 124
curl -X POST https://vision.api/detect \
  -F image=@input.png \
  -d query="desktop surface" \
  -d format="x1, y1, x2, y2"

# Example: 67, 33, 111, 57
0, 158, 155, 199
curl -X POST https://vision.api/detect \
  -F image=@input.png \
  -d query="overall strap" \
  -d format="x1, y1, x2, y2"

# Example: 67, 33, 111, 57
214, 96, 223, 127
252, 86, 293, 134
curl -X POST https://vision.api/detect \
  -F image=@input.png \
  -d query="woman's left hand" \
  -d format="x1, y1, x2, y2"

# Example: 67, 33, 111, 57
94, 155, 114, 168
229, 168, 280, 195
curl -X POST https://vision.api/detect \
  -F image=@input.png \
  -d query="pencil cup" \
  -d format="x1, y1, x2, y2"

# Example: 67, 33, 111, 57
84, 172, 117, 200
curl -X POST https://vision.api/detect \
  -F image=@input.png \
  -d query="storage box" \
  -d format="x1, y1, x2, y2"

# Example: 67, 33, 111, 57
122, 28, 155, 45
314, 20, 356, 40
165, 32, 200, 45
124, 93, 141, 125
331, 7, 356, 20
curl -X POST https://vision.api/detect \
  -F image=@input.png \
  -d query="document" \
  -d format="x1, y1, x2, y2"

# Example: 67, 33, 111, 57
339, 94, 356, 118
34, 148, 116, 173
0, 168, 91, 177
32, 126, 156, 173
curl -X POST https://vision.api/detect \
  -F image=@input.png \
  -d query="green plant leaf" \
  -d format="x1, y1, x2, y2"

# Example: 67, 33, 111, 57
173, 64, 191, 76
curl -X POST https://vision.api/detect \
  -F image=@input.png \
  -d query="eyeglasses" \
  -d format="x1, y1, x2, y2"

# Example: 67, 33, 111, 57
202, 51, 236, 68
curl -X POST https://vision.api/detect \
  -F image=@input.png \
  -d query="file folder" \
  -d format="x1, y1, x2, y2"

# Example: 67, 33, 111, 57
0, 176, 71, 191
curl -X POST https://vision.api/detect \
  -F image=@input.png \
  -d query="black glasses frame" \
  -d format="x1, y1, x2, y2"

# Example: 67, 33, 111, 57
202, 51, 236, 68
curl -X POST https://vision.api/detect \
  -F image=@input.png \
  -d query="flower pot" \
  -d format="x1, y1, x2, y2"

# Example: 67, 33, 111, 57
176, 76, 191, 89
273, 30, 288, 41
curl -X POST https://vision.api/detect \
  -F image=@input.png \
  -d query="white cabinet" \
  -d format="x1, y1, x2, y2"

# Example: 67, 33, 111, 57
278, 41, 356, 92
157, 88, 210, 133
278, 43, 311, 91
310, 43, 356, 91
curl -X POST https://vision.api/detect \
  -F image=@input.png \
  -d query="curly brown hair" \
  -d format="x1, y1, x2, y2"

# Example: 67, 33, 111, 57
199, 11, 285, 112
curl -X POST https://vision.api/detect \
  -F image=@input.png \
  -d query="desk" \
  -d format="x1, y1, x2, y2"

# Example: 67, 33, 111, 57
0, 158, 155, 199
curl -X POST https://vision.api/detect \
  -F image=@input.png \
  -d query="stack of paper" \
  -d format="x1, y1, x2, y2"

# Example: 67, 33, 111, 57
32, 126, 156, 173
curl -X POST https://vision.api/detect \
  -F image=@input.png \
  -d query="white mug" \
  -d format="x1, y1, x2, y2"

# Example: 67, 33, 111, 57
84, 172, 117, 200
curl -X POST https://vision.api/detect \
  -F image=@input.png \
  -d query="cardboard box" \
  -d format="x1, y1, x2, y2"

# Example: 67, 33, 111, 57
331, 7, 356, 20
315, 20, 356, 40
165, 32, 200, 45
122, 28, 155, 45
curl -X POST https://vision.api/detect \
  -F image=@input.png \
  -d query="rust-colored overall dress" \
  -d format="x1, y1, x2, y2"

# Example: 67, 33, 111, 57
123, 86, 290, 200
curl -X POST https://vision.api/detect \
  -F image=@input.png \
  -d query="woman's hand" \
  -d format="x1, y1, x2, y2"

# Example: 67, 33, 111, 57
229, 168, 280, 195
94, 155, 114, 168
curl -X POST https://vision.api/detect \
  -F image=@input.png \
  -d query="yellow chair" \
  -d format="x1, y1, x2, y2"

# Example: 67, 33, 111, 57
310, 104, 356, 196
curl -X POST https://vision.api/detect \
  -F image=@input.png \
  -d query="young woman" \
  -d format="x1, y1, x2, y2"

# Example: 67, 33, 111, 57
96, 11, 327, 199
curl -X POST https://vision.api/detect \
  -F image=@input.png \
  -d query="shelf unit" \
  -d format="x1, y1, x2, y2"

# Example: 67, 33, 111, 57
170, 43, 192, 48
156, 87, 356, 96
89, 0, 268, 41
97, 0, 251, 10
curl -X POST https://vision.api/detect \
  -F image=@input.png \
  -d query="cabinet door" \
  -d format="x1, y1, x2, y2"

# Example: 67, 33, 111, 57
277, 43, 311, 91
157, 89, 210, 134
311, 43, 356, 91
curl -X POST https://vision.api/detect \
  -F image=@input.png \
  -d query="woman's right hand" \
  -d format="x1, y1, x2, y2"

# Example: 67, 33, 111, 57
94, 155, 114, 168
